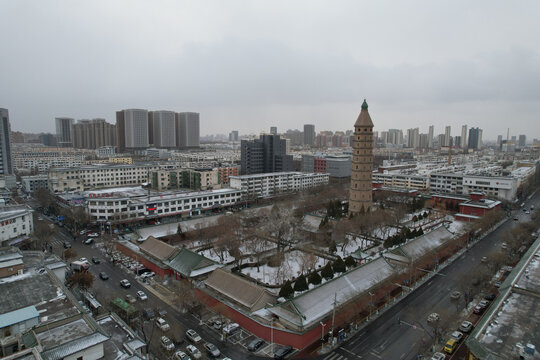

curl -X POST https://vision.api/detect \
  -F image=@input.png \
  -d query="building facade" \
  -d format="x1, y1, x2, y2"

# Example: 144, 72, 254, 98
55, 117, 74, 148
150, 111, 176, 148
0, 206, 34, 247
176, 112, 200, 148
48, 164, 159, 193
21, 175, 48, 193
372, 173, 429, 191
85, 187, 241, 223
116, 109, 149, 152
230, 172, 329, 199
240, 134, 293, 175
0, 109, 13, 175
72, 118, 116, 149
303, 124, 315, 146
349, 99, 374, 214
468, 127, 483, 150
12, 149, 86, 172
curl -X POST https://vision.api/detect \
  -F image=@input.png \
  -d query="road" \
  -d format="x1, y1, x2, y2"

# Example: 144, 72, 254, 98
318, 192, 539, 360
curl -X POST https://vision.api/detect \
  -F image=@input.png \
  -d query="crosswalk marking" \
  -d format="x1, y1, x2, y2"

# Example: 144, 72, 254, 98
323, 353, 347, 360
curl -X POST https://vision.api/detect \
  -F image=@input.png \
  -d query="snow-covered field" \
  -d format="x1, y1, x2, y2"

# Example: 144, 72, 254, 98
241, 250, 328, 286
198, 239, 277, 264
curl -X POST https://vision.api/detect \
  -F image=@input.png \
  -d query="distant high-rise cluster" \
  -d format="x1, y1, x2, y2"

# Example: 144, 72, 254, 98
116, 109, 200, 152
468, 127, 483, 150
0, 108, 14, 175
229, 130, 239, 142
303, 124, 315, 146
55, 117, 74, 148
72, 118, 116, 149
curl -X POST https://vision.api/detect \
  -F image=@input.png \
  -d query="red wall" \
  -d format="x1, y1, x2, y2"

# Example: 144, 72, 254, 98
115, 242, 173, 278
195, 289, 330, 350
314, 158, 327, 173
459, 203, 500, 217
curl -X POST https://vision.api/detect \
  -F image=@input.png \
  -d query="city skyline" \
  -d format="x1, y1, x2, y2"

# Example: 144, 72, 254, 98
1, 1, 540, 139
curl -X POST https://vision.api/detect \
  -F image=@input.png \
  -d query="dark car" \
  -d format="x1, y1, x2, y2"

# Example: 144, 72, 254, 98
484, 293, 496, 301
143, 308, 156, 320
274, 345, 293, 359
92, 257, 100, 264
248, 338, 265, 352
99, 272, 109, 280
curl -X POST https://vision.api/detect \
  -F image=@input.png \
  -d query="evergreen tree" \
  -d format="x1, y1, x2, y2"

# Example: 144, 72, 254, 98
279, 280, 294, 298
293, 274, 308, 292
308, 271, 322, 285
333, 257, 346, 273
329, 240, 337, 254
345, 255, 356, 268
412, 215, 418, 222
321, 262, 334, 280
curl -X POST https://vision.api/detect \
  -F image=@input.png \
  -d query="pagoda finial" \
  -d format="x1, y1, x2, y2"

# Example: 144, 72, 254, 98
361, 99, 368, 110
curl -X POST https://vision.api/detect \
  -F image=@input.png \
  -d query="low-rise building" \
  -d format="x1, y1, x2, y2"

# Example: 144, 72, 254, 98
149, 168, 220, 191
230, 171, 329, 199
373, 172, 430, 191
48, 164, 159, 193
85, 186, 241, 223
107, 156, 132, 164
301, 155, 352, 178
20, 175, 48, 193
0, 206, 33, 247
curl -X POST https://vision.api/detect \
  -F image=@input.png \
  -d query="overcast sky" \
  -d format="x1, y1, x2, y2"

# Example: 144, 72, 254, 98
1, 0, 539, 140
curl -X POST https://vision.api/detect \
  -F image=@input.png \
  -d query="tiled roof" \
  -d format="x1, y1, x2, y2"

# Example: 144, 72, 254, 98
139, 236, 178, 261
164, 248, 219, 278
41, 332, 109, 360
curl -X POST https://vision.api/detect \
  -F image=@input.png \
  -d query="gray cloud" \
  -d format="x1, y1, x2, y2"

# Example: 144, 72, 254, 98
1, 0, 539, 139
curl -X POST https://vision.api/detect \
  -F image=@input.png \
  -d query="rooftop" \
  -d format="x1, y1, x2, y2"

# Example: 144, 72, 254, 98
97, 314, 146, 360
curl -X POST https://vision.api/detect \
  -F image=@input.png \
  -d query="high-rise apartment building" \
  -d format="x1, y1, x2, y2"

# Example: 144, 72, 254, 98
497, 135, 503, 148
303, 124, 315, 146
176, 112, 200, 148
468, 127, 483, 150
349, 100, 373, 215
406, 128, 420, 148
240, 134, 293, 175
55, 117, 74, 148
72, 119, 116, 149
461, 125, 468, 149
229, 130, 239, 142
518, 135, 526, 147
0, 109, 14, 175
116, 109, 149, 152
428, 125, 434, 148
39, 133, 57, 147
444, 126, 451, 147
150, 111, 176, 148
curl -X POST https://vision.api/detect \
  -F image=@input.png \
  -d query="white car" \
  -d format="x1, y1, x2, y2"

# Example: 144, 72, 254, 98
186, 345, 202, 359
451, 330, 464, 342
140, 271, 155, 278
80, 258, 89, 263
431, 352, 445, 360
88, 232, 100, 237
459, 321, 473, 333
156, 317, 170, 331
136, 291, 148, 300
203, 342, 220, 358
186, 329, 202, 343
160, 336, 174, 351
173, 351, 190, 360
427, 313, 440, 323
222, 322, 240, 335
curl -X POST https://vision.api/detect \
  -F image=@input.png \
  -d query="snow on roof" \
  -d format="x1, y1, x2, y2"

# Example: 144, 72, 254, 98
268, 257, 396, 329
397, 226, 454, 261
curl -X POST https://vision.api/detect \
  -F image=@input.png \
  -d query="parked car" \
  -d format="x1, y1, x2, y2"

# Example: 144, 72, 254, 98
431, 353, 446, 360
173, 351, 190, 360
63, 241, 71, 248
274, 345, 293, 359
88, 232, 99, 237
501, 242, 508, 250
80, 258, 88, 263
160, 336, 175, 351
156, 317, 170, 331
494, 280, 502, 288
99, 272, 109, 280
427, 313, 440, 323
451, 331, 464, 342
203, 342, 221, 358
120, 279, 131, 288
84, 238, 94, 245
478, 300, 490, 308
484, 293, 496, 301
248, 338, 265, 352
444, 338, 458, 354
140, 271, 155, 279
222, 322, 240, 335
481, 256, 488, 263
186, 345, 202, 359
136, 291, 148, 300
450, 291, 461, 300
459, 321, 473, 333
142, 308, 155, 320
79, 229, 87, 235
185, 329, 202, 343
92, 257, 100, 264
125, 294, 136, 303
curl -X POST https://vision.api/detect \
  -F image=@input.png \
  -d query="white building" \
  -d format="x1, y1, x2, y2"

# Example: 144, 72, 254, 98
462, 175, 518, 200
96, 145, 115, 158
230, 172, 329, 199
48, 164, 159, 193
12, 151, 85, 172
372, 172, 429, 191
0, 205, 34, 247
85, 186, 241, 223
176, 112, 200, 148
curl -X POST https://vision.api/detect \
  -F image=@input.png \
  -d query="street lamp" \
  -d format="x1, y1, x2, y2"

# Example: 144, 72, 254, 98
320, 321, 326, 350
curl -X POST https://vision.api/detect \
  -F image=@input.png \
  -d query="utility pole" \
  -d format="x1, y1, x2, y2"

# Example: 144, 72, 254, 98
330, 292, 337, 343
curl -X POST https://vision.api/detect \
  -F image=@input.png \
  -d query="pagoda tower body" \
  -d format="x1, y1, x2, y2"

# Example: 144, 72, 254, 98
349, 99, 374, 215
